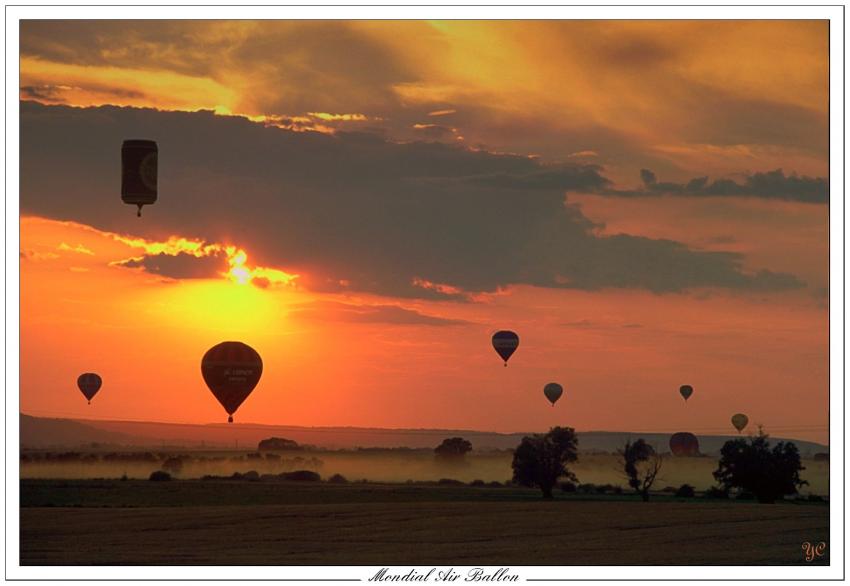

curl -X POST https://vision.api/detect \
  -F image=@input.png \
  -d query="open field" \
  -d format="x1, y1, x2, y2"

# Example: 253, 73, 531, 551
20, 479, 828, 565
20, 450, 830, 495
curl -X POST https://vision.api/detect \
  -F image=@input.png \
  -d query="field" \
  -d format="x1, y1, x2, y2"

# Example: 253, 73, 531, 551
20, 450, 830, 495
20, 479, 829, 565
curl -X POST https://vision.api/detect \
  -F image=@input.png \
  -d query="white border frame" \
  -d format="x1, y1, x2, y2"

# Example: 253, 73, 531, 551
4, 4, 845, 581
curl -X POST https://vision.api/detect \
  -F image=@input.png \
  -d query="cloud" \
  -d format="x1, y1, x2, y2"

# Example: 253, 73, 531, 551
58, 242, 94, 255
289, 300, 470, 326
113, 251, 228, 280
622, 168, 828, 204
21, 249, 60, 261
20, 102, 805, 297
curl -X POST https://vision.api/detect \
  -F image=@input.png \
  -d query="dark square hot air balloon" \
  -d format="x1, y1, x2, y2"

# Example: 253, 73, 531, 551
121, 139, 158, 216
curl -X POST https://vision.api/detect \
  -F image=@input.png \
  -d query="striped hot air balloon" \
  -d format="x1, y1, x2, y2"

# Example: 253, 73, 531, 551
201, 342, 263, 423
491, 330, 519, 366
121, 139, 158, 217
77, 373, 102, 404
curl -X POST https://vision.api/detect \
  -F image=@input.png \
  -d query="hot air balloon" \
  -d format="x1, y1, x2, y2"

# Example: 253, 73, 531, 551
492, 331, 519, 366
543, 383, 563, 406
679, 385, 694, 402
77, 373, 102, 405
121, 139, 158, 217
731, 413, 749, 433
669, 432, 700, 457
201, 341, 263, 423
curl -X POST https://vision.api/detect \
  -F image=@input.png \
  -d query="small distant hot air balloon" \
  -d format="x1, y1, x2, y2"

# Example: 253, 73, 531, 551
543, 383, 563, 406
731, 413, 749, 434
77, 373, 102, 405
669, 432, 700, 457
201, 341, 263, 423
679, 385, 694, 402
492, 331, 519, 366
121, 139, 158, 217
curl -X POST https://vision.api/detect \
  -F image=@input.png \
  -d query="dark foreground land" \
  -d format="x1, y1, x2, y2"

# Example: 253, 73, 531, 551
21, 479, 828, 565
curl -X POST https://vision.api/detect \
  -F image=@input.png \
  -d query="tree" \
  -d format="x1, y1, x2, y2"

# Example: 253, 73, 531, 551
619, 439, 662, 502
713, 429, 807, 503
511, 426, 579, 499
258, 437, 301, 452
434, 437, 472, 461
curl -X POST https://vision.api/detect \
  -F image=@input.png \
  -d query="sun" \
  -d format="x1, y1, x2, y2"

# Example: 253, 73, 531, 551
227, 249, 251, 285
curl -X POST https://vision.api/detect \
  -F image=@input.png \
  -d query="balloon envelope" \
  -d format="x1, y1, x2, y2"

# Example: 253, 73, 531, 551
492, 331, 519, 365
121, 139, 158, 216
201, 341, 263, 423
679, 385, 694, 401
731, 413, 749, 433
543, 383, 563, 406
669, 432, 700, 457
77, 373, 102, 403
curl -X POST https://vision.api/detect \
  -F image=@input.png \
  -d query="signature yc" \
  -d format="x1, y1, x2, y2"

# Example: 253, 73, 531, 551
802, 541, 827, 562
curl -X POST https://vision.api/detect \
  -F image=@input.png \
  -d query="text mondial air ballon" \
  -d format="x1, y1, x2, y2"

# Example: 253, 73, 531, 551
731, 413, 749, 433
201, 342, 263, 423
121, 139, 158, 217
679, 384, 694, 402
77, 373, 102, 405
491, 330, 519, 366
543, 383, 563, 406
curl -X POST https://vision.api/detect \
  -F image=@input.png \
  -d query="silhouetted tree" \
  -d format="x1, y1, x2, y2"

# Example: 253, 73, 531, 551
511, 426, 579, 499
713, 429, 807, 503
619, 439, 662, 502
258, 437, 301, 452
434, 437, 472, 461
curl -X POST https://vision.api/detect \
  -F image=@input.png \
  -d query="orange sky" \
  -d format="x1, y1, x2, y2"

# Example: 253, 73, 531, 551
18, 20, 829, 443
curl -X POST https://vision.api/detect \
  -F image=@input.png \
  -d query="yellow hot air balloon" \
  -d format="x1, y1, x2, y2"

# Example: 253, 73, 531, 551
731, 413, 749, 433
543, 383, 563, 406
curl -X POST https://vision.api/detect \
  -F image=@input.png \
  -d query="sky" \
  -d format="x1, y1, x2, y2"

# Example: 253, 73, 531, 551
18, 20, 829, 443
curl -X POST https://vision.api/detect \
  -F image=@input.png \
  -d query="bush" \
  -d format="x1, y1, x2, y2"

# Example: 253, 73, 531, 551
736, 490, 756, 501
434, 437, 472, 460
437, 478, 465, 486
258, 437, 301, 451
281, 470, 321, 482
242, 470, 260, 481
470, 479, 486, 487
675, 484, 696, 498
577, 483, 597, 494
149, 470, 172, 481
328, 473, 349, 484
559, 481, 577, 493
705, 486, 729, 499
162, 457, 184, 473
487, 481, 503, 488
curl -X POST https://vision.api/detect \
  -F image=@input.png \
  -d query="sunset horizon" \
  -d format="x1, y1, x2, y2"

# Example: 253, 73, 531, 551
12, 13, 838, 572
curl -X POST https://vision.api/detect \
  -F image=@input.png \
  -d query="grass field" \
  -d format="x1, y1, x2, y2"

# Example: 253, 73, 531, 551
20, 479, 829, 565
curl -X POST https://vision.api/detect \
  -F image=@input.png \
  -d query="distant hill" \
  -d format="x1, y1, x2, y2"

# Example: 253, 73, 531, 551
19, 414, 828, 456
20, 414, 145, 448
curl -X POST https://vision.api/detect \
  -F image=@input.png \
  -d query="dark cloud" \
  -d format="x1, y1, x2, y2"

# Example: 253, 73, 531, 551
20, 85, 68, 103
113, 251, 227, 280
289, 301, 470, 326
20, 102, 805, 297
622, 168, 827, 203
